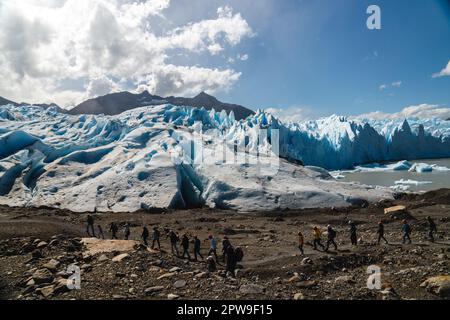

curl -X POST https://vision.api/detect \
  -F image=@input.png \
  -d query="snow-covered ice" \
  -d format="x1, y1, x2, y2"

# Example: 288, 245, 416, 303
1, 103, 449, 212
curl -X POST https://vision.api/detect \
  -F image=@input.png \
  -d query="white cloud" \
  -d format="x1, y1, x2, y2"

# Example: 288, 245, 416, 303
265, 106, 316, 123
391, 81, 402, 87
237, 54, 249, 61
379, 84, 387, 91
0, 0, 254, 107
379, 81, 401, 91
432, 60, 450, 78
355, 104, 450, 120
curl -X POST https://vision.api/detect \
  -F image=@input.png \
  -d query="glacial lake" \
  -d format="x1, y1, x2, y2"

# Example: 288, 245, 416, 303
334, 158, 450, 193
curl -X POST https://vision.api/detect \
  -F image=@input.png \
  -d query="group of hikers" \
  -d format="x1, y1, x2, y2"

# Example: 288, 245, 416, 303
86, 214, 439, 275
297, 217, 439, 255
86, 215, 244, 277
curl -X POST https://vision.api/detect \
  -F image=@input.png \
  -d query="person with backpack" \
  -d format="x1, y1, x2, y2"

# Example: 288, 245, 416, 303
141, 226, 150, 246
298, 231, 305, 255
181, 234, 191, 260
426, 216, 437, 243
377, 221, 388, 244
86, 215, 96, 237
152, 227, 161, 250
169, 230, 180, 256
349, 221, 357, 246
234, 247, 244, 263
312, 227, 325, 251
325, 225, 338, 252
402, 220, 412, 244
109, 222, 118, 239
193, 236, 204, 261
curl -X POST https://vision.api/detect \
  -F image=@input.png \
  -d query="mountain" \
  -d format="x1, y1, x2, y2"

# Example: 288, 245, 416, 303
69, 91, 254, 120
0, 96, 18, 106
0, 96, 64, 112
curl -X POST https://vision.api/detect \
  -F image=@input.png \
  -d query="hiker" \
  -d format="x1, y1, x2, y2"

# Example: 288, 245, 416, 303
402, 220, 412, 244
426, 216, 437, 243
312, 227, 325, 251
87, 215, 96, 237
169, 230, 180, 256
325, 225, 338, 252
97, 225, 105, 239
206, 256, 217, 273
194, 236, 204, 261
298, 231, 304, 255
207, 235, 219, 262
181, 234, 191, 260
124, 223, 131, 240
152, 227, 161, 250
349, 221, 357, 246
222, 236, 231, 262
377, 221, 388, 244
225, 246, 237, 277
141, 226, 150, 246
109, 222, 118, 239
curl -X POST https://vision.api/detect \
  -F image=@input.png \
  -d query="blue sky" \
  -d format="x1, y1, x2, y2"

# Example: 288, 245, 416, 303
177, 0, 450, 118
0, 0, 449, 119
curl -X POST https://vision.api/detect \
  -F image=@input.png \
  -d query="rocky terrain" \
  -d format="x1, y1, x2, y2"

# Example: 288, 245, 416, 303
1, 189, 450, 300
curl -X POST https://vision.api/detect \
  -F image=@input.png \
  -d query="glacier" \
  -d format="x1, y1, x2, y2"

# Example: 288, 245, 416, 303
1, 103, 450, 212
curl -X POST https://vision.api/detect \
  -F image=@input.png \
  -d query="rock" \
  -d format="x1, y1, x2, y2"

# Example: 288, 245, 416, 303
81, 264, 92, 272
36, 241, 48, 249
113, 295, 127, 300
145, 286, 165, 295
43, 259, 60, 272
169, 267, 182, 272
37, 285, 54, 298
112, 253, 130, 262
32, 250, 43, 260
288, 272, 306, 283
239, 284, 265, 295
334, 275, 356, 284
32, 269, 54, 285
116, 272, 126, 278
293, 292, 305, 300
301, 257, 312, 265
157, 272, 176, 280
21, 243, 35, 253
167, 293, 180, 300
296, 280, 317, 289
420, 276, 450, 297
173, 280, 187, 289
54, 278, 70, 294
195, 272, 208, 279
26, 279, 35, 287
98, 254, 108, 262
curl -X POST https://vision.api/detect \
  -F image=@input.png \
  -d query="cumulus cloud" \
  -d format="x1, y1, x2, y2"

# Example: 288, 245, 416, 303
432, 60, 450, 78
355, 104, 450, 120
0, 0, 254, 107
379, 81, 401, 91
265, 106, 316, 123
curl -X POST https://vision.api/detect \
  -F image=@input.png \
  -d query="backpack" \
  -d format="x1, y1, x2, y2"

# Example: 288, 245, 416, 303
235, 247, 244, 262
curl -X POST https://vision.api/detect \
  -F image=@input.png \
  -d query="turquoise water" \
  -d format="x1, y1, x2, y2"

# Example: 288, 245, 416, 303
338, 158, 450, 192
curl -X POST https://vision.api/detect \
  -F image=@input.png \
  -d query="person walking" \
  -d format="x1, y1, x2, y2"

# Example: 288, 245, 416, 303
225, 246, 237, 278
86, 215, 96, 237
207, 235, 219, 262
193, 236, 204, 261
169, 230, 180, 256
109, 222, 118, 239
325, 225, 338, 252
426, 216, 437, 243
298, 231, 305, 255
141, 226, 150, 246
97, 225, 105, 239
349, 221, 357, 246
124, 223, 131, 240
152, 227, 161, 250
377, 221, 388, 244
222, 236, 231, 263
181, 234, 191, 260
313, 227, 325, 251
402, 220, 412, 244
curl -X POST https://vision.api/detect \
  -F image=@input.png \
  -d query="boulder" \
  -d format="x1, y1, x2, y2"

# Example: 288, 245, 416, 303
43, 259, 60, 272
36, 241, 48, 249
334, 275, 356, 284
420, 276, 450, 297
112, 253, 130, 262
37, 285, 54, 298
157, 272, 176, 280
32, 269, 54, 285
293, 292, 305, 300
167, 293, 180, 300
145, 286, 165, 295
173, 280, 187, 289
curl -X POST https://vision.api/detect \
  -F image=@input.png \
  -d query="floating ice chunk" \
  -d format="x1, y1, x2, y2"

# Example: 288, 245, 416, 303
395, 179, 432, 186
408, 163, 433, 173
